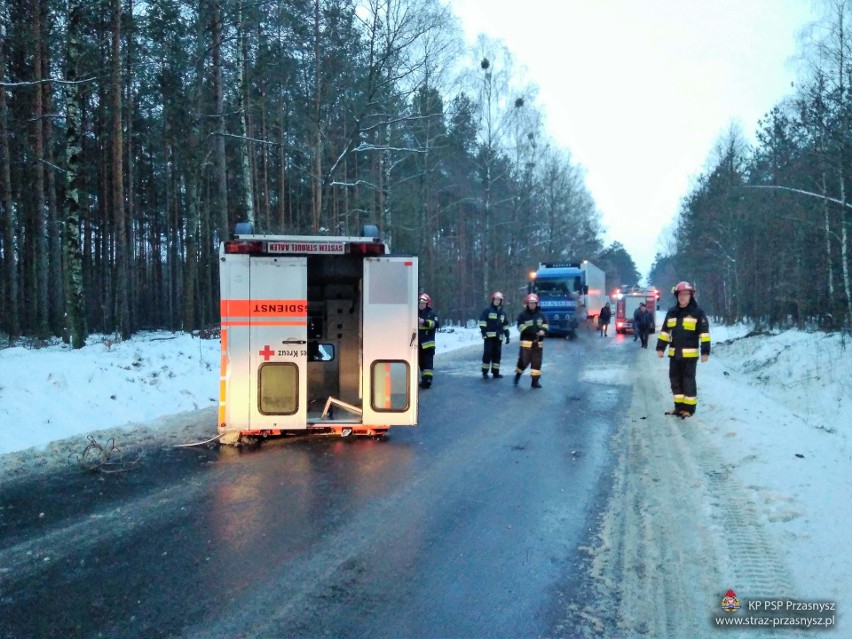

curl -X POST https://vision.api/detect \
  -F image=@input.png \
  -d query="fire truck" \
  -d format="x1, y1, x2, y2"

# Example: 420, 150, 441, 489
614, 286, 658, 334
217, 223, 419, 444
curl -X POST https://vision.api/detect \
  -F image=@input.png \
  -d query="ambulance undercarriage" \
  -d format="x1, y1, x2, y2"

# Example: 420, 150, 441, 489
218, 228, 419, 443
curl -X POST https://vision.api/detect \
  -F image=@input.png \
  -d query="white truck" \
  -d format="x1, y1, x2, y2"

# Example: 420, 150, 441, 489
217, 223, 419, 444
580, 260, 607, 321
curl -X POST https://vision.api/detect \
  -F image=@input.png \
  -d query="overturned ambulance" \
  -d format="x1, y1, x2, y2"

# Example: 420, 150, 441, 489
218, 223, 419, 443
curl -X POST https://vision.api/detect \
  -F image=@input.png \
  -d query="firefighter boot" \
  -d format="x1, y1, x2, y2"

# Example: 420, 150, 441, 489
513, 372, 521, 386
531, 377, 542, 389
482, 369, 489, 378
492, 369, 503, 379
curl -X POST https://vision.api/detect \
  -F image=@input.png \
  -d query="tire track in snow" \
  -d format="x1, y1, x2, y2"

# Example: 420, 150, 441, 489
575, 352, 796, 638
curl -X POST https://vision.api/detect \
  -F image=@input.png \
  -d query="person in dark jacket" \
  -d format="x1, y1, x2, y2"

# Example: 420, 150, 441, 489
417, 293, 439, 388
479, 291, 510, 378
598, 302, 612, 337
656, 281, 711, 418
514, 293, 548, 388
632, 304, 643, 341
635, 302, 653, 348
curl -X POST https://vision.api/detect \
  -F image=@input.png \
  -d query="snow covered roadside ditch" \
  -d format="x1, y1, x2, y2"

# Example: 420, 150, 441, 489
0, 325, 483, 481
580, 328, 850, 636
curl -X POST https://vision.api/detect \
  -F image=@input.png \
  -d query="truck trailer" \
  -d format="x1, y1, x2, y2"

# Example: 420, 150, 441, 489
528, 260, 606, 338
580, 261, 607, 320
218, 224, 419, 444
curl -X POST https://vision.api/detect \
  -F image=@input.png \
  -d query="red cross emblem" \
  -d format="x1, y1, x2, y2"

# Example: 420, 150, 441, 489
259, 345, 274, 361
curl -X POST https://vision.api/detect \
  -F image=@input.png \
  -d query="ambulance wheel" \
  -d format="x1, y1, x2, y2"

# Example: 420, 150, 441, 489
374, 430, 389, 441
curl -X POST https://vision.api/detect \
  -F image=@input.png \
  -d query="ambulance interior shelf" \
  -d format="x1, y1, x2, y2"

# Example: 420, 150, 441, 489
321, 396, 362, 420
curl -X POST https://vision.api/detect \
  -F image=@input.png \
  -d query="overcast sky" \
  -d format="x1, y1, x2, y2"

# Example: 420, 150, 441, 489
447, 0, 818, 280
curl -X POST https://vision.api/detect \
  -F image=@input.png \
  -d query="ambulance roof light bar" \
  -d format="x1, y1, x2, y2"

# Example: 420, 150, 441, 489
229, 222, 382, 242
224, 222, 387, 255
224, 240, 264, 254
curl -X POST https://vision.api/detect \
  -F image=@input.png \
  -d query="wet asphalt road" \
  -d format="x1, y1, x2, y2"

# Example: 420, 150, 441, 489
0, 328, 638, 638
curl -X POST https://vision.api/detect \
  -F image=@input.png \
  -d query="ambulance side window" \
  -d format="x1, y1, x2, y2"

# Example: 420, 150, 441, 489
258, 363, 298, 415
370, 360, 410, 411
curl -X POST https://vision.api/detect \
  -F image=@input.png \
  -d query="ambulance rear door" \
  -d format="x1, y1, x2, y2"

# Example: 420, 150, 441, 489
361, 256, 419, 426
248, 256, 308, 430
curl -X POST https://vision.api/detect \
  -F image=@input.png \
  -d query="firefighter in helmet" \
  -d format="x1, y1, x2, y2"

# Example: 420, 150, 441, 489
479, 291, 511, 378
417, 293, 439, 388
515, 293, 548, 388
655, 281, 711, 418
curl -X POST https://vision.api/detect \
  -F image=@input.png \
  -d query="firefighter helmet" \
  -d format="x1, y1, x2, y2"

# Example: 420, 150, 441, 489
672, 281, 695, 295
419, 293, 431, 305
524, 293, 539, 305
492, 291, 504, 302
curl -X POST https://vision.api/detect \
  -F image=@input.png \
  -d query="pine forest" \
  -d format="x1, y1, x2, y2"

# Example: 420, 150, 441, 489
0, 0, 850, 348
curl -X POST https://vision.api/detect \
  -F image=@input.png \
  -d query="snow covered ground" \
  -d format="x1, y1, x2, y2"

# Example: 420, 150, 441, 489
582, 322, 850, 635
1, 318, 849, 631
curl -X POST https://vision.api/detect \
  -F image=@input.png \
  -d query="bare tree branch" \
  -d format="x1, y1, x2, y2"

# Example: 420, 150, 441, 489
742, 184, 852, 210
0, 76, 101, 87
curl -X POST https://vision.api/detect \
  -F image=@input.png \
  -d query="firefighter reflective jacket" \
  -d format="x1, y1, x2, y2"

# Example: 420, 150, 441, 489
418, 306, 439, 349
655, 299, 711, 358
479, 303, 510, 340
516, 307, 549, 345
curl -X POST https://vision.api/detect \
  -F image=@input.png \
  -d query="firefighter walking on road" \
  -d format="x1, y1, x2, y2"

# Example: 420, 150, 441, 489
514, 293, 548, 388
479, 291, 511, 378
656, 281, 711, 418
417, 293, 439, 388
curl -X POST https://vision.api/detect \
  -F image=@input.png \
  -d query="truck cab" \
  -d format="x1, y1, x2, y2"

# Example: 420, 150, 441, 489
528, 261, 606, 338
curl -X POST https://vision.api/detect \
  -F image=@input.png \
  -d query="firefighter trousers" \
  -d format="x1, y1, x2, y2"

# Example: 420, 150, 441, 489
482, 338, 504, 373
516, 342, 543, 378
668, 357, 698, 414
419, 346, 435, 383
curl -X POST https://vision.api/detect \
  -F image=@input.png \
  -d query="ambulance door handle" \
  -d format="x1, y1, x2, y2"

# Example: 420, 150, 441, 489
281, 338, 306, 344
409, 332, 416, 347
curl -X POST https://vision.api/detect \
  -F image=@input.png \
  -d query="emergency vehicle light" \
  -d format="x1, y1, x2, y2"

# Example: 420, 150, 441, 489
349, 242, 385, 255
224, 240, 264, 254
